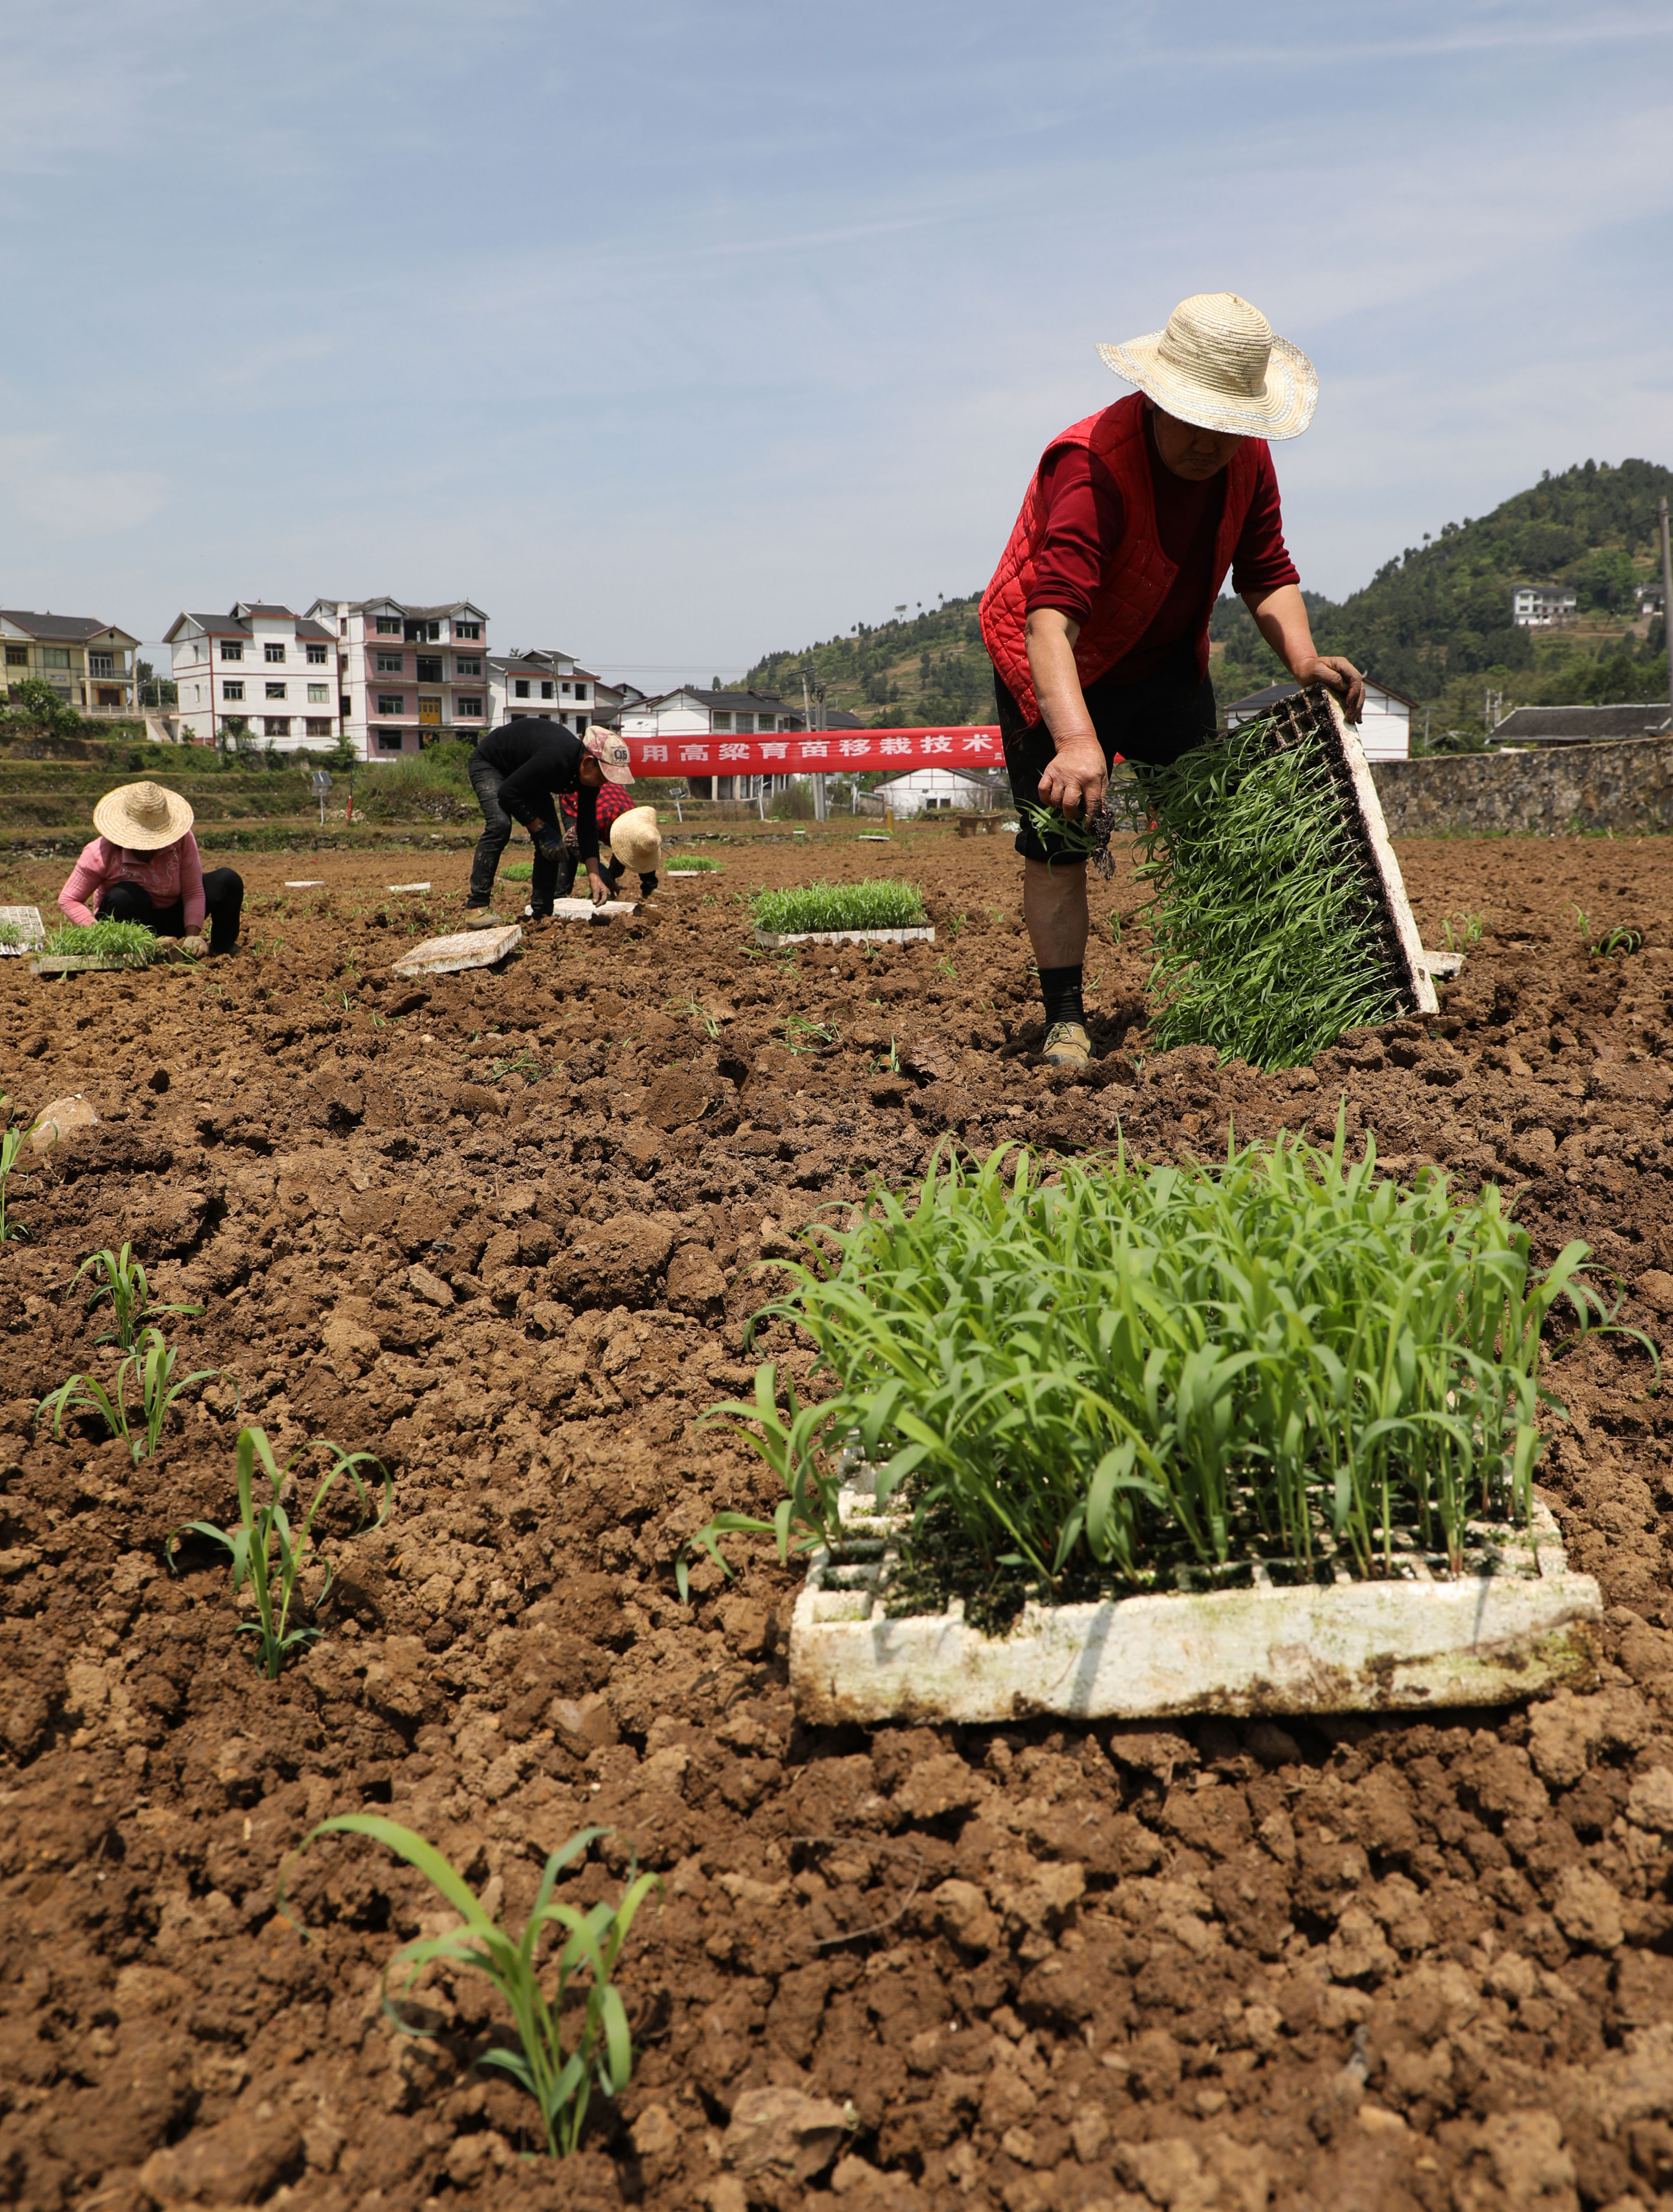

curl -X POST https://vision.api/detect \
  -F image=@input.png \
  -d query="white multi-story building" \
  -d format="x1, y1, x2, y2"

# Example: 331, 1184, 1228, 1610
306, 598, 489, 761
485, 648, 598, 732
620, 685, 805, 799
164, 603, 341, 749
1512, 584, 1578, 627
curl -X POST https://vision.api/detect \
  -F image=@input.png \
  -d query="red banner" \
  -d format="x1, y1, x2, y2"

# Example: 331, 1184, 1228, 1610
622, 725, 1004, 776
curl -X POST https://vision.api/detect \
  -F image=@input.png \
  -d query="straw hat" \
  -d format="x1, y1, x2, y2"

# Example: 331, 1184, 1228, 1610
93, 781, 194, 851
583, 726, 635, 786
610, 804, 662, 874
1098, 292, 1318, 440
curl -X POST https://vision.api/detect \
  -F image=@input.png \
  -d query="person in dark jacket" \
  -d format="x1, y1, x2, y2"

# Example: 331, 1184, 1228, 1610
465, 723, 635, 914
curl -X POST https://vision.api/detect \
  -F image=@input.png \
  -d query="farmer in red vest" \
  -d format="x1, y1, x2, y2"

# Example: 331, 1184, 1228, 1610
980, 291, 1365, 1067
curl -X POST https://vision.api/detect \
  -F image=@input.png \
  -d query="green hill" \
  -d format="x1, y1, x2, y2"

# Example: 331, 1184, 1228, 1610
748, 456, 1671, 745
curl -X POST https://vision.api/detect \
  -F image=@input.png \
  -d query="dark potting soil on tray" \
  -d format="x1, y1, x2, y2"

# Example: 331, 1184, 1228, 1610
3, 834, 1673, 2209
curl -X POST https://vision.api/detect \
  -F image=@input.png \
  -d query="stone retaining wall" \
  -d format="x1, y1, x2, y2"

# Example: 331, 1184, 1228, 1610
1371, 736, 1673, 837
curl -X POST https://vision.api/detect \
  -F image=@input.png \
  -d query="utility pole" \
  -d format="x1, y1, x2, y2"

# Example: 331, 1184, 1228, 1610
1661, 496, 1673, 713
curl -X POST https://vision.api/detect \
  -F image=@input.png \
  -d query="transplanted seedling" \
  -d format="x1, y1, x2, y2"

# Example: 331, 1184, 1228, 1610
282, 1819, 657, 2158
37, 1326, 223, 1464
168, 1424, 390, 1677
1573, 904, 1644, 959
0, 1096, 41, 1243
1440, 911, 1485, 953
74, 1241, 201, 1349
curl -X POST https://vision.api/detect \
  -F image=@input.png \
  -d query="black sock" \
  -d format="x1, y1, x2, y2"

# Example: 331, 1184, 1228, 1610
1039, 963, 1085, 1028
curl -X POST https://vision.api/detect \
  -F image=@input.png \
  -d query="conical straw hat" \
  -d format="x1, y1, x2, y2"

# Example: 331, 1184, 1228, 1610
92, 780, 194, 851
1098, 292, 1317, 439
609, 804, 662, 873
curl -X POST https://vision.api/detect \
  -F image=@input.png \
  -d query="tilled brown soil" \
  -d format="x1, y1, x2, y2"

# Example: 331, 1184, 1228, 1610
4, 830, 1673, 2212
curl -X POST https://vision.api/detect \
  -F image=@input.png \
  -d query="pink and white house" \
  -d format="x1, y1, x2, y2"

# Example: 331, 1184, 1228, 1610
306, 598, 489, 761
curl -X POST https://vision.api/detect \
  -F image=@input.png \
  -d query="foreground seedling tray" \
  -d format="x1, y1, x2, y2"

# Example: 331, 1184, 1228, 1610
0, 906, 46, 957
755, 926, 934, 949
392, 923, 522, 978
791, 1476, 1600, 1724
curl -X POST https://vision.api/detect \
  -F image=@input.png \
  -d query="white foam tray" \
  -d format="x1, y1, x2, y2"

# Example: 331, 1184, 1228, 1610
754, 926, 934, 949
790, 1482, 1600, 1724
552, 897, 639, 922
392, 923, 522, 978
0, 906, 46, 956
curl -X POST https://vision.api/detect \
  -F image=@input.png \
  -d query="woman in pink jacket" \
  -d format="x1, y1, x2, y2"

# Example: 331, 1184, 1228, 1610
57, 781, 243, 955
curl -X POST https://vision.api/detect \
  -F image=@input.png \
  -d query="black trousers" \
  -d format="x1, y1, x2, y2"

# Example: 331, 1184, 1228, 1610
467, 752, 561, 910
99, 868, 243, 950
995, 660, 1218, 865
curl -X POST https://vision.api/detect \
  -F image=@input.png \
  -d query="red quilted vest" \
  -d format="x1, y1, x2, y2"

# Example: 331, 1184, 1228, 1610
980, 393, 1264, 725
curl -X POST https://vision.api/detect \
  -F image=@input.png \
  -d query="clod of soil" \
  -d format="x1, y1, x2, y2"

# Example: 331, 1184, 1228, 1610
2, 831, 1673, 2211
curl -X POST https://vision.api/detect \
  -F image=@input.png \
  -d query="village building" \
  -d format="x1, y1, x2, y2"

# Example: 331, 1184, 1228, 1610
620, 684, 806, 799
1512, 584, 1578, 627
869, 765, 1004, 816
484, 648, 600, 732
164, 603, 340, 749
1, 611, 140, 717
306, 598, 488, 760
1491, 703, 1673, 747
1225, 677, 1417, 762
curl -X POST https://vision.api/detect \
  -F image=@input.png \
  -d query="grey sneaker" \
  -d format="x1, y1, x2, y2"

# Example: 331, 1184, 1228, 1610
1042, 1020, 1092, 1066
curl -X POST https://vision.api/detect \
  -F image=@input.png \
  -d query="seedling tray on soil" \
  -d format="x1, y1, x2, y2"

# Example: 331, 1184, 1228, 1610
754, 926, 935, 949
0, 906, 46, 956
791, 1472, 1600, 1725
552, 897, 639, 923
392, 923, 523, 978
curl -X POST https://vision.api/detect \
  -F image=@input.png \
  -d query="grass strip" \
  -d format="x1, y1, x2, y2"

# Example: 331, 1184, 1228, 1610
667, 853, 724, 872
1121, 713, 1404, 1069
44, 919, 166, 965
686, 1123, 1634, 1611
751, 879, 925, 935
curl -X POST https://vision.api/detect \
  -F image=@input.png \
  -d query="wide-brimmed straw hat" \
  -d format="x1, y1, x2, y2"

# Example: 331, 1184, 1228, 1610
1098, 292, 1317, 440
93, 781, 194, 851
610, 804, 662, 873
583, 726, 635, 786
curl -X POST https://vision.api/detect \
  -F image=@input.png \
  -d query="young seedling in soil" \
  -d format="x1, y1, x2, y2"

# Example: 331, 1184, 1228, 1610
685, 1122, 1641, 1610
0, 1098, 41, 1242
751, 880, 926, 935
168, 1425, 390, 1677
283, 1819, 658, 2158
1118, 711, 1413, 1069
43, 919, 169, 966
74, 1241, 201, 1350
1441, 911, 1485, 952
1573, 903, 1644, 958
37, 1326, 222, 1465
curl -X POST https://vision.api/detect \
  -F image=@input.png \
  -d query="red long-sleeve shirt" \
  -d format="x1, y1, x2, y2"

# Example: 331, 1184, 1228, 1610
59, 833, 206, 931
1024, 412, 1298, 685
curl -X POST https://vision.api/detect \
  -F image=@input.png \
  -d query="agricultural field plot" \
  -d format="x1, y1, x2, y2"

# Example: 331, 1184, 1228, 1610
2, 832, 1673, 2209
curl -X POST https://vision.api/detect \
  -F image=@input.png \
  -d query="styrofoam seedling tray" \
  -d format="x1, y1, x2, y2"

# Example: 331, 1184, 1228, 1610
789, 1467, 1601, 1724
387, 880, 431, 892
755, 926, 934, 949
284, 879, 325, 888
551, 897, 639, 922
392, 923, 523, 978
1421, 949, 1465, 980
0, 907, 46, 956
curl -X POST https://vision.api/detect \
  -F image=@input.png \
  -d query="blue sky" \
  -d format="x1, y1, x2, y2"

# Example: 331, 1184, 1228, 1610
4, 0, 1670, 690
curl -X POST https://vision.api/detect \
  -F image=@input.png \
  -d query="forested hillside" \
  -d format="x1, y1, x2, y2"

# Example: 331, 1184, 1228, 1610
748, 456, 1671, 744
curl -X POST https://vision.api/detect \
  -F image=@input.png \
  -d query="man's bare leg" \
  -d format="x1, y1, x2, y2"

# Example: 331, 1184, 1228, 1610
1022, 856, 1091, 1062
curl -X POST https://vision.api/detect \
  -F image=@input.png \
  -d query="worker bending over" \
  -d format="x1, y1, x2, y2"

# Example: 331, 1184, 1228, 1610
981, 291, 1365, 1066
465, 722, 635, 915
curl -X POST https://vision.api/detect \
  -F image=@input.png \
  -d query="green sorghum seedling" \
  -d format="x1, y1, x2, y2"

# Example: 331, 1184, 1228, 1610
1119, 715, 1407, 1069
37, 1326, 220, 1463
44, 919, 167, 965
751, 880, 925, 935
0, 1098, 38, 1242
168, 1425, 389, 1676
283, 1819, 657, 2157
75, 1242, 201, 1349
667, 853, 723, 873
684, 1123, 1639, 1596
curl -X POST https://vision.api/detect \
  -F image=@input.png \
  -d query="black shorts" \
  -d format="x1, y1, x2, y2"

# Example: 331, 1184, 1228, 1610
995, 659, 1218, 864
